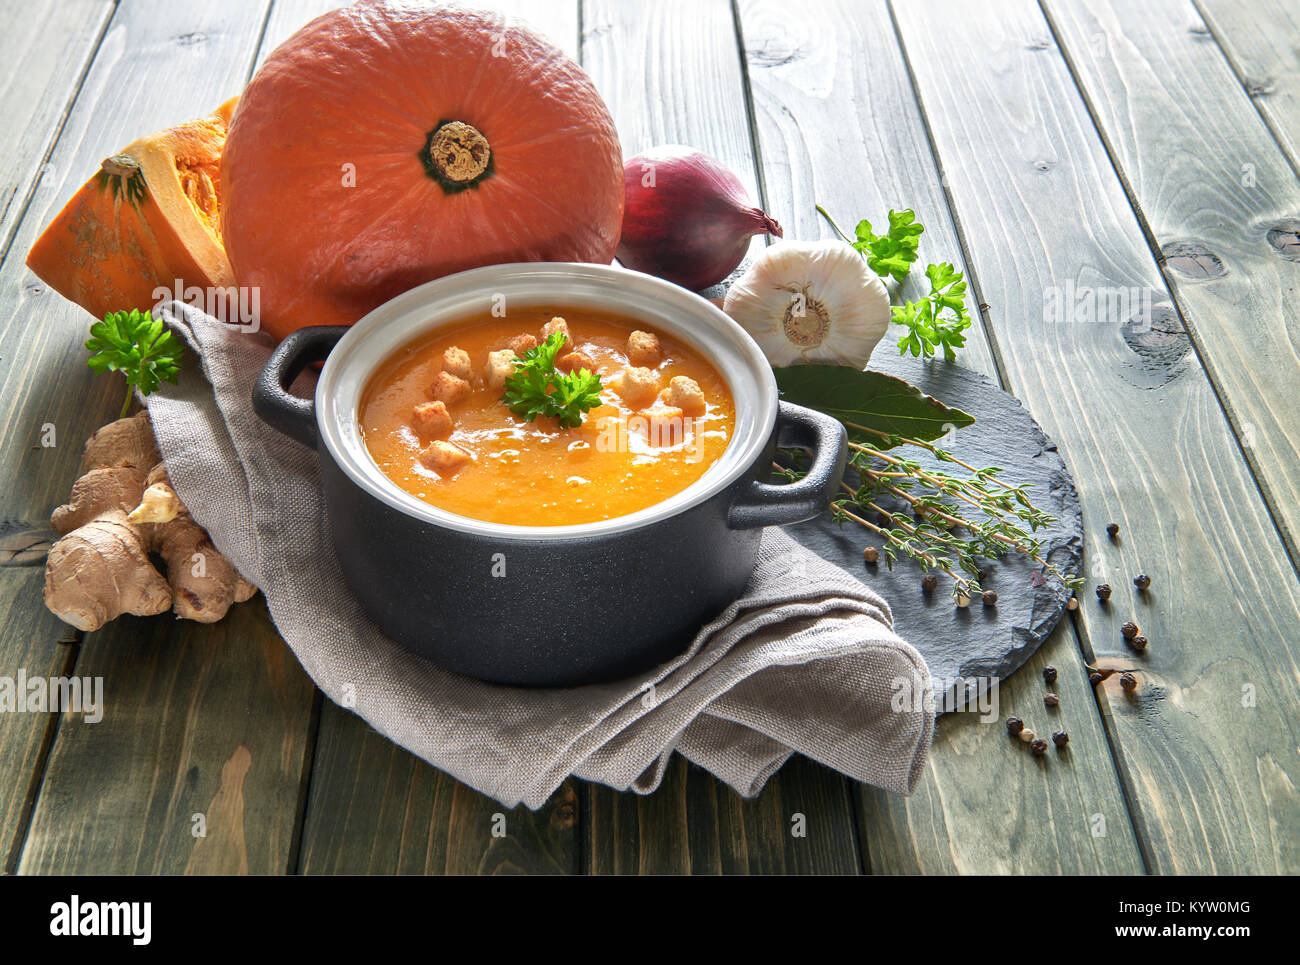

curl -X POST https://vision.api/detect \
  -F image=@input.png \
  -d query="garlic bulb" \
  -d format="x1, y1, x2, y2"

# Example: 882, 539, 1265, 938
722, 240, 890, 368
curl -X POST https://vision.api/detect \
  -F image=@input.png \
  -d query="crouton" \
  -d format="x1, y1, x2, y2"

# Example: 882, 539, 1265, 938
411, 401, 453, 439
541, 316, 569, 348
418, 440, 472, 476
639, 404, 685, 446
485, 349, 517, 390
627, 330, 661, 366
507, 333, 537, 356
431, 370, 471, 406
662, 375, 706, 415
557, 350, 596, 374
610, 366, 660, 407
442, 346, 472, 380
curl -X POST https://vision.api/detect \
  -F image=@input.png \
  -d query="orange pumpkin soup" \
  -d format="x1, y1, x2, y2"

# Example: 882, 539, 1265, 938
359, 309, 735, 525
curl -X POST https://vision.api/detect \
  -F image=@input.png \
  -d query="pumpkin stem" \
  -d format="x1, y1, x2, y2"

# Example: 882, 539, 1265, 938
101, 155, 140, 179
420, 120, 493, 193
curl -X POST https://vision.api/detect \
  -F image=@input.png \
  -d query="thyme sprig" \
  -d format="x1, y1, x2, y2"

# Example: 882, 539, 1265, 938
776, 431, 1084, 599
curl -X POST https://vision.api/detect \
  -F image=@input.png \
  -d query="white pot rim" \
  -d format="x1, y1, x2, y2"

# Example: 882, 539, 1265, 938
315, 262, 778, 540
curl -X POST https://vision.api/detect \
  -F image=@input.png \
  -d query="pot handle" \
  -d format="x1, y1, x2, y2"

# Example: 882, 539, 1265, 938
252, 326, 349, 448
728, 401, 848, 529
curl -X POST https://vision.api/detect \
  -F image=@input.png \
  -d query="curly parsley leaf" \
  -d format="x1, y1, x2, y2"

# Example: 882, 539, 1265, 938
852, 208, 925, 283
548, 368, 604, 428
500, 331, 604, 429
85, 308, 184, 417
892, 262, 973, 362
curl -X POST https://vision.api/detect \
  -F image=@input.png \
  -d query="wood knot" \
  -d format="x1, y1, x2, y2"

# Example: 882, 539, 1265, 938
1120, 305, 1190, 390
1265, 221, 1300, 262
1161, 242, 1225, 279
748, 40, 805, 68
0, 522, 55, 566
550, 783, 578, 829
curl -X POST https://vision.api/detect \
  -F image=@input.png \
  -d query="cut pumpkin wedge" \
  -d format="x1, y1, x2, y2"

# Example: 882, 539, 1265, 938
26, 96, 239, 320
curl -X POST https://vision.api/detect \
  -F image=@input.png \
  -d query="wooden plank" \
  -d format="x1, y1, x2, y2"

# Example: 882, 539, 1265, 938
0, 0, 114, 260
298, 704, 579, 875
891, 0, 1300, 873
584, 755, 860, 874
855, 637, 1144, 874
1196, 0, 1300, 175
17, 596, 316, 874
579, 0, 861, 874
1044, 0, 1300, 565
4, 0, 324, 875
0, 0, 270, 528
286, 0, 590, 875
736, 0, 1145, 874
0, 0, 116, 865
736, 0, 997, 375
0, 571, 78, 871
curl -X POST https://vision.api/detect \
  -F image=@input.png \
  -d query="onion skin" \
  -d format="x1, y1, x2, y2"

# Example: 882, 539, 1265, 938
618, 146, 782, 291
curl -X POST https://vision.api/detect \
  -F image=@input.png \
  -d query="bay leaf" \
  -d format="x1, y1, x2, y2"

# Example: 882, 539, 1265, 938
774, 364, 974, 447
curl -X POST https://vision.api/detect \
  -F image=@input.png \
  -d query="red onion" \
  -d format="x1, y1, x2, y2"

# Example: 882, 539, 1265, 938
617, 145, 783, 291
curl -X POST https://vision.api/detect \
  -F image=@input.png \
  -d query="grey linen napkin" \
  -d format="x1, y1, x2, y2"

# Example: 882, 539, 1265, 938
143, 303, 935, 809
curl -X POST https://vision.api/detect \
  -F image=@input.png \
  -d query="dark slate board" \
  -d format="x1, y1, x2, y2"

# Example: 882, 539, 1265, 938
781, 354, 1083, 712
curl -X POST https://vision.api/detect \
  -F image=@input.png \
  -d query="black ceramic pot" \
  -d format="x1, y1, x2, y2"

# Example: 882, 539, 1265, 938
253, 263, 846, 687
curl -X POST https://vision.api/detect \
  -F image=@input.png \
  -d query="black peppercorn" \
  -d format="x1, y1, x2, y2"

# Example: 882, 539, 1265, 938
863, 546, 879, 564
1089, 672, 1103, 687
1106, 522, 1120, 538
1121, 621, 1139, 639
1044, 693, 1060, 708
1030, 738, 1048, 757
1052, 730, 1069, 748
1121, 671, 1138, 692
982, 590, 998, 606
1096, 583, 1112, 602
1134, 574, 1151, 591
921, 573, 938, 592
1129, 635, 1148, 652
875, 511, 891, 527
1006, 716, 1024, 736
1043, 666, 1057, 684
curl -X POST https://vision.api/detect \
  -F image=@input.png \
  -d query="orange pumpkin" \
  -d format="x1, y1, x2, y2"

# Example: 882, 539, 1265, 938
26, 98, 238, 319
221, 1, 624, 341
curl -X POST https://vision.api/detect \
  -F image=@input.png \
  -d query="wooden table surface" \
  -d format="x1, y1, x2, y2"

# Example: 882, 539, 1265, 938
2, 0, 1298, 875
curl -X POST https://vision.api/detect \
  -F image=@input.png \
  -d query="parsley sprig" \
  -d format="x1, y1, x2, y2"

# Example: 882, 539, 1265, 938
856, 209, 924, 282
818, 205, 924, 283
85, 308, 184, 417
892, 262, 973, 362
818, 204, 975, 362
500, 332, 603, 429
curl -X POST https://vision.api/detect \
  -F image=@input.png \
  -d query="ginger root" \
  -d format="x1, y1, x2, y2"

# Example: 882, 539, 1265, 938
128, 474, 181, 524
43, 411, 257, 631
